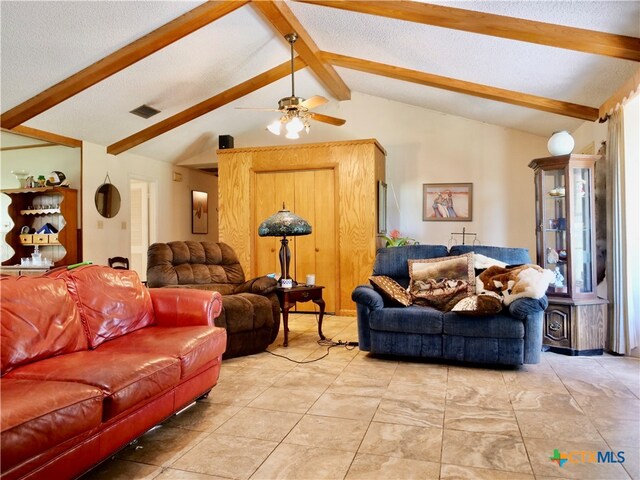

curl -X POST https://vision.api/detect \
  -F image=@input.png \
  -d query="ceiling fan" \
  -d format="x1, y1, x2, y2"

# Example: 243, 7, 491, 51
238, 33, 346, 139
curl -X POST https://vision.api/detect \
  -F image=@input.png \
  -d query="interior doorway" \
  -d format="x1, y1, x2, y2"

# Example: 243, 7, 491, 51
129, 178, 156, 281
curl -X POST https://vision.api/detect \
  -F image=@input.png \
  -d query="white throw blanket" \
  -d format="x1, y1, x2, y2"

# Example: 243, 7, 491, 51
477, 264, 555, 306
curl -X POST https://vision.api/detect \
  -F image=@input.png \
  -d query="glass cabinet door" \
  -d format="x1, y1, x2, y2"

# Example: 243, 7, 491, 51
542, 169, 567, 295
530, 154, 599, 302
571, 167, 593, 295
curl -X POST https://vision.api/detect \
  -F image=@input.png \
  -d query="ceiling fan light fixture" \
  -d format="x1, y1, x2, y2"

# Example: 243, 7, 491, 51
286, 116, 304, 134
285, 130, 300, 140
267, 120, 282, 135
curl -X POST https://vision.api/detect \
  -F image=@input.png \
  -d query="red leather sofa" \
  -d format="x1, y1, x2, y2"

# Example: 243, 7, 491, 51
0, 265, 226, 480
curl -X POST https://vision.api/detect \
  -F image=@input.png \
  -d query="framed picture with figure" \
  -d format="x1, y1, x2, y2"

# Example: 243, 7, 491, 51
192, 190, 208, 234
423, 183, 472, 221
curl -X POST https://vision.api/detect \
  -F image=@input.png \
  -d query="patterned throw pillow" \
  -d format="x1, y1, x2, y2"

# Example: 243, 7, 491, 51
451, 293, 503, 316
408, 253, 475, 311
369, 275, 412, 307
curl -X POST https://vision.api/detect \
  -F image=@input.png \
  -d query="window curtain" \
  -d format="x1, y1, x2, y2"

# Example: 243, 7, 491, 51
606, 109, 638, 354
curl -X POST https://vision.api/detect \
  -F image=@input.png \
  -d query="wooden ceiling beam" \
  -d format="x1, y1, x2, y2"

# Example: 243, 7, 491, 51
298, 0, 640, 62
4, 126, 82, 148
1, 143, 58, 152
251, 0, 350, 100
107, 57, 306, 155
0, 1, 249, 130
322, 52, 599, 121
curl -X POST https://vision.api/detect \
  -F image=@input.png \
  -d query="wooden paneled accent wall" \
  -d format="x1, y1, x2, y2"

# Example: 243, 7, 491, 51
218, 139, 386, 315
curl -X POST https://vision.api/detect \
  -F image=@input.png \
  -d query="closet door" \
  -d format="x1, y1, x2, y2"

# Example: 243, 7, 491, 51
254, 169, 337, 313
254, 172, 295, 278
294, 169, 336, 313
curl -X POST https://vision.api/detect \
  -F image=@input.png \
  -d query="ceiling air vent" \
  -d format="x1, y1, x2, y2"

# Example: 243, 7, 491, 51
130, 104, 161, 119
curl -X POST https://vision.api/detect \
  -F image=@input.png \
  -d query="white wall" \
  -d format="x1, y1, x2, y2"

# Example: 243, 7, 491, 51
233, 92, 549, 256
572, 120, 607, 154
0, 145, 81, 190
82, 142, 218, 274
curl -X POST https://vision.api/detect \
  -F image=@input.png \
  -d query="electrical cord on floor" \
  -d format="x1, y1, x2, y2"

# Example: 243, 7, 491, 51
265, 338, 359, 364
264, 299, 358, 363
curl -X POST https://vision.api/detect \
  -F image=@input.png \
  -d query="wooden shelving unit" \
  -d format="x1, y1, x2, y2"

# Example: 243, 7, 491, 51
2, 187, 79, 267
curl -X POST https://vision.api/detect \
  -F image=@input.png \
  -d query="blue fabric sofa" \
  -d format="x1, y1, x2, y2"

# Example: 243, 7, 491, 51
352, 245, 548, 365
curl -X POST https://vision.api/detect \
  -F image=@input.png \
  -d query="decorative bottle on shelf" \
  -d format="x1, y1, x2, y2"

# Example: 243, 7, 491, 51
31, 245, 42, 265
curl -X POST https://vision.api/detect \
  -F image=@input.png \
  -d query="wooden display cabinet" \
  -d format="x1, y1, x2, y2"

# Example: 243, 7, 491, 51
2, 187, 79, 268
529, 154, 607, 355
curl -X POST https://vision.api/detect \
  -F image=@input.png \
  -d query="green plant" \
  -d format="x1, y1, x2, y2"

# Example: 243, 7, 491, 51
383, 229, 418, 247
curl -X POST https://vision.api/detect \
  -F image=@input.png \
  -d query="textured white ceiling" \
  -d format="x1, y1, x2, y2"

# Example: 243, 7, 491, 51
20, 7, 291, 148
0, 1, 203, 110
1, 1, 638, 163
288, 1, 637, 103
429, 1, 640, 35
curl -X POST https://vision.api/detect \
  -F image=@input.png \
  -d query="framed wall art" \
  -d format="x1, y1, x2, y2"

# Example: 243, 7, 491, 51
378, 180, 387, 234
191, 190, 208, 234
423, 183, 472, 221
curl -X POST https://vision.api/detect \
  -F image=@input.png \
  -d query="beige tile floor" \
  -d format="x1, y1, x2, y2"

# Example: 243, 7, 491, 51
82, 313, 640, 480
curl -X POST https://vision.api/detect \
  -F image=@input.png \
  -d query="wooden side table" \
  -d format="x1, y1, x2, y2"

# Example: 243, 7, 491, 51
276, 285, 326, 347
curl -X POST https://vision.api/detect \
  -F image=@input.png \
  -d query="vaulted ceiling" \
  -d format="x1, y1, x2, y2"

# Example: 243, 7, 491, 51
1, 1, 638, 163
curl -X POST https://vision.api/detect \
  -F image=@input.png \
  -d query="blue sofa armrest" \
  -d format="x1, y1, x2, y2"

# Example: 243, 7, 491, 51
352, 285, 384, 351
509, 296, 549, 320
352, 285, 384, 310
509, 297, 548, 364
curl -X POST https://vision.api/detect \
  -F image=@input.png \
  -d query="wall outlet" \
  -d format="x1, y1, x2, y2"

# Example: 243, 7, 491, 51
121, 221, 127, 230
97, 220, 103, 229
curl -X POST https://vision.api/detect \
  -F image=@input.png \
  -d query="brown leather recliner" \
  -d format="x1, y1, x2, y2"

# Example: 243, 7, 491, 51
147, 241, 280, 358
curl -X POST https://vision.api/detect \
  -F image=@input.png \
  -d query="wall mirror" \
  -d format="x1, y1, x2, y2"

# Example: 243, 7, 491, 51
95, 180, 121, 218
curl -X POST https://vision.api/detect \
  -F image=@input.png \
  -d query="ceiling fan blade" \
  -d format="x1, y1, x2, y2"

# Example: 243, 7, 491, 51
235, 107, 281, 112
300, 95, 328, 110
309, 112, 346, 126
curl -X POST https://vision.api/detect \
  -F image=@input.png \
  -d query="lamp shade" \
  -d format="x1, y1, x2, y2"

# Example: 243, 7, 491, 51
547, 130, 575, 156
258, 207, 312, 237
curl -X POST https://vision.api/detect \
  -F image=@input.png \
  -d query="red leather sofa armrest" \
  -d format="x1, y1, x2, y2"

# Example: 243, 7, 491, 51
149, 288, 223, 327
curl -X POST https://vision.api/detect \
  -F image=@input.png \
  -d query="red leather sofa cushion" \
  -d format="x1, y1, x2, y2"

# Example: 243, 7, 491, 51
0, 276, 88, 375
0, 379, 103, 473
98, 326, 227, 378
6, 351, 180, 420
50, 266, 155, 348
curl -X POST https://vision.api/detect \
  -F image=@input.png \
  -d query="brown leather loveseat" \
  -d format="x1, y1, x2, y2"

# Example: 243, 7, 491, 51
147, 241, 280, 357
0, 265, 226, 480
